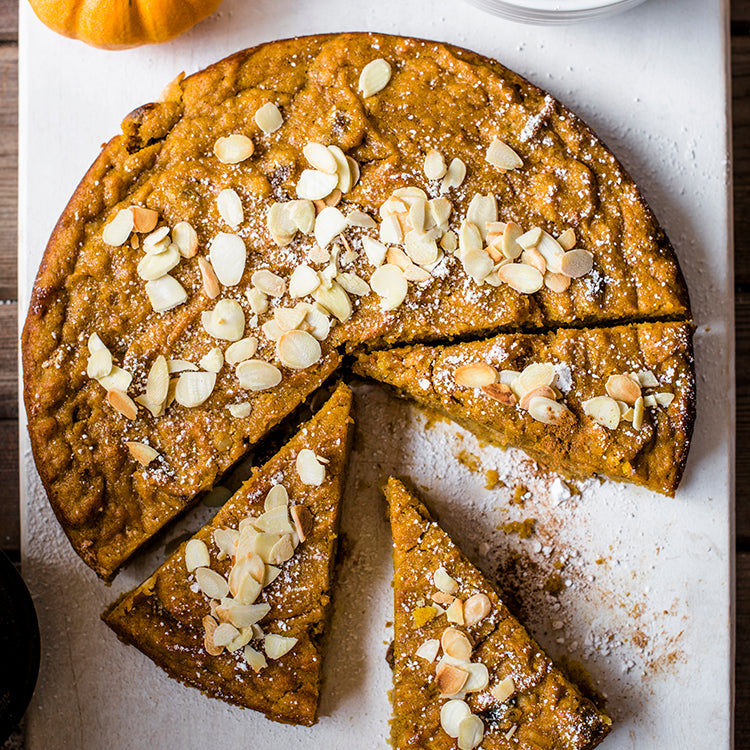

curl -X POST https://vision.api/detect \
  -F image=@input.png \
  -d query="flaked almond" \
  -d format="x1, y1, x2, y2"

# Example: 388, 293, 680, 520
457, 715, 484, 750
454, 362, 497, 388
424, 148, 447, 180
486, 137, 523, 170
203, 615, 223, 656
358, 58, 392, 98
466, 194, 497, 241
304, 142, 337, 173
560, 248, 593, 279
441, 628, 472, 660
544, 271, 571, 293
277, 330, 322, 369
385, 246, 411, 271
416, 638, 440, 662
218, 600, 270, 629
143, 226, 171, 254
336, 272, 370, 297
446, 598, 465, 625
436, 662, 469, 696
267, 202, 297, 246
458, 220, 483, 255
229, 403, 252, 418
131, 206, 158, 233
231, 566, 263, 605
441, 700, 472, 739
254, 101, 283, 134
517, 226, 542, 249
102, 208, 134, 246
632, 395, 645, 430
290, 504, 313, 543
302, 305, 331, 341
362, 236, 388, 267
558, 228, 576, 251
346, 157, 360, 190
265, 633, 298, 660
197, 257, 221, 299
432, 591, 455, 606
491, 675, 516, 703
520, 384, 557, 411
107, 389, 137, 420
225, 337, 258, 366
327, 146, 352, 193
263, 484, 289, 512
175, 371, 216, 408
195, 566, 230, 600
274, 306, 307, 332
145, 275, 188, 312
296, 448, 326, 486
405, 232, 439, 266
214, 134, 254, 164
262, 320, 283, 342
137, 245, 180, 281
199, 347, 224, 373
434, 566, 459, 595
87, 348, 113, 379
481, 382, 517, 406
314, 206, 347, 250
606, 374, 641, 405
583, 395, 621, 429
370, 263, 408, 310
462, 249, 494, 281
216, 189, 244, 229
210, 231, 246, 286
521, 247, 546, 275
173, 221, 199, 257
268, 534, 295, 565
185, 538, 211, 572
202, 299, 245, 341
212, 622, 241, 649
379, 214, 404, 244
246, 287, 269, 315
440, 158, 466, 193
535, 231, 565, 274
463, 593, 492, 626
347, 210, 377, 229
403, 264, 432, 282
126, 441, 159, 467
497, 263, 543, 294
244, 644, 267, 672
289, 264, 320, 298
252, 269, 286, 297
297, 169, 338, 201
312, 280, 352, 322
213, 527, 239, 560
255, 506, 294, 536
528, 396, 570, 425
519, 362, 555, 393
236, 360, 282, 391
441, 232, 458, 253
429, 196, 452, 229
288, 199, 316, 234
638, 369, 660, 388
655, 392, 674, 407
463, 661, 489, 693
99, 366, 133, 393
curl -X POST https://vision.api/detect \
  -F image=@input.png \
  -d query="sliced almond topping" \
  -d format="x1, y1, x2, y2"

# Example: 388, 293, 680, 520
346, 156, 360, 190
440, 700, 472, 739
347, 210, 377, 229
560, 248, 594, 279
327, 146, 352, 193
312, 279, 353, 322
202, 299, 245, 341
632, 395, 645, 430
172, 221, 199, 258
370, 263, 408, 310
216, 189, 244, 229
296, 448, 326, 486
102, 208, 134, 246
520, 384, 557, 411
499, 222, 523, 261
203, 615, 224, 656
486, 137, 523, 170
434, 566, 459, 595
195, 566, 229, 600
236, 360, 282, 391
244, 644, 267, 672
229, 403, 252, 418
254, 101, 283, 134
454, 362, 497, 388
303, 142, 337, 174
408, 199, 426, 233
457, 714, 485, 750
210, 231, 246, 287
213, 622, 241, 649
440, 231, 458, 253
467, 194, 497, 241
361, 236, 388, 267
463, 661, 489, 693
145, 275, 188, 312
385, 246, 411, 271
358, 58, 392, 98
107, 389, 137, 420
528, 396, 570, 426
217, 601, 270, 629
441, 628, 473, 660
517, 226, 542, 249
143, 226, 171, 254
274, 306, 307, 333
440, 158, 467, 193
519, 363, 555, 392
403, 233, 438, 269
336, 272, 369, 297
497, 263, 543, 295
638, 369, 660, 388
131, 206, 158, 233
521, 247, 546, 275
558, 228, 576, 251
403, 264, 432, 282
289, 264, 321, 298
583, 396, 621, 429
126, 441, 159, 467
416, 638, 441, 662
251, 269, 286, 297
288, 199, 316, 234
225, 337, 258, 365
432, 591, 455, 606
199, 347, 224, 373
197, 257, 221, 299
481, 382, 517, 406
214, 134, 254, 164
232, 565, 263, 605
458, 220, 483, 256
290, 504, 313, 543
424, 148, 447, 180
137, 245, 180, 281
446, 598, 465, 625
184, 538, 211, 572
265, 633, 298, 660
267, 202, 297, 246
87, 333, 107, 354
264, 484, 289, 511
276, 330, 322, 369
255, 506, 295, 536
535, 231, 564, 274
87, 348, 113, 379
544, 271, 571, 293
268, 535, 295, 565
379, 214, 404, 244
175, 371, 216, 408
262, 320, 283, 342
314, 206, 348, 250
463, 593, 492, 626
246, 287, 269, 314
98, 366, 133, 393
436, 662, 469, 696
491, 675, 516, 704
462, 249, 494, 281
606, 374, 641, 405
297, 169, 338, 201
429, 196, 452, 229
655, 392, 675, 407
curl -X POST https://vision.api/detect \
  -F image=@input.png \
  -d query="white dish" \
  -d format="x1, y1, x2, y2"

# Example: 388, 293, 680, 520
464, 0, 648, 24
18, 0, 733, 747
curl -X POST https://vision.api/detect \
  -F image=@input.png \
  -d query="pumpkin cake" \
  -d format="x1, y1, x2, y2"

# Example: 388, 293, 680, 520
386, 477, 612, 749
22, 32, 693, 578
103, 383, 353, 725
356, 322, 694, 496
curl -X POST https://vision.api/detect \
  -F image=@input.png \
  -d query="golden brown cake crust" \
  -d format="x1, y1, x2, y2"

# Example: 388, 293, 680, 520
357, 322, 695, 496
22, 32, 692, 578
103, 384, 354, 725
386, 477, 612, 750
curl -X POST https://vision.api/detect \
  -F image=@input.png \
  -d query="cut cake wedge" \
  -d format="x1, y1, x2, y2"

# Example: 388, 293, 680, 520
357, 322, 694, 496
103, 383, 353, 725
386, 477, 612, 749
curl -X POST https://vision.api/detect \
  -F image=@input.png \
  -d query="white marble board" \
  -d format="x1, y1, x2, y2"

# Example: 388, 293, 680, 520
18, 0, 733, 747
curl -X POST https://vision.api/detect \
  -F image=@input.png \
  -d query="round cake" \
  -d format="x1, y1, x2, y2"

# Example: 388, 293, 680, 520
21, 32, 693, 580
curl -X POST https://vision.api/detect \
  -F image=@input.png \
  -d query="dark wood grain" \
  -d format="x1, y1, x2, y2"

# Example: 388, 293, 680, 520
0, 44, 17, 299
739, 552, 750, 748
0, 0, 18, 42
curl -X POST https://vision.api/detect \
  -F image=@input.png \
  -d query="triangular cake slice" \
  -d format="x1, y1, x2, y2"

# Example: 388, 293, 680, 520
357, 321, 694, 496
103, 383, 353, 725
386, 477, 612, 749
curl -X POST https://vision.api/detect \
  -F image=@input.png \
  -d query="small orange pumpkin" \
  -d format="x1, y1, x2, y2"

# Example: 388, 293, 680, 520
27, 0, 224, 49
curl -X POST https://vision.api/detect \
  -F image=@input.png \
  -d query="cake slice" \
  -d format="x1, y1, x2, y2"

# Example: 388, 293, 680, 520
357, 322, 694, 496
103, 383, 353, 725
386, 477, 612, 749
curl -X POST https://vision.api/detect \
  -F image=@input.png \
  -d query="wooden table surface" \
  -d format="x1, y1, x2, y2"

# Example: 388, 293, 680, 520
0, 0, 746, 744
